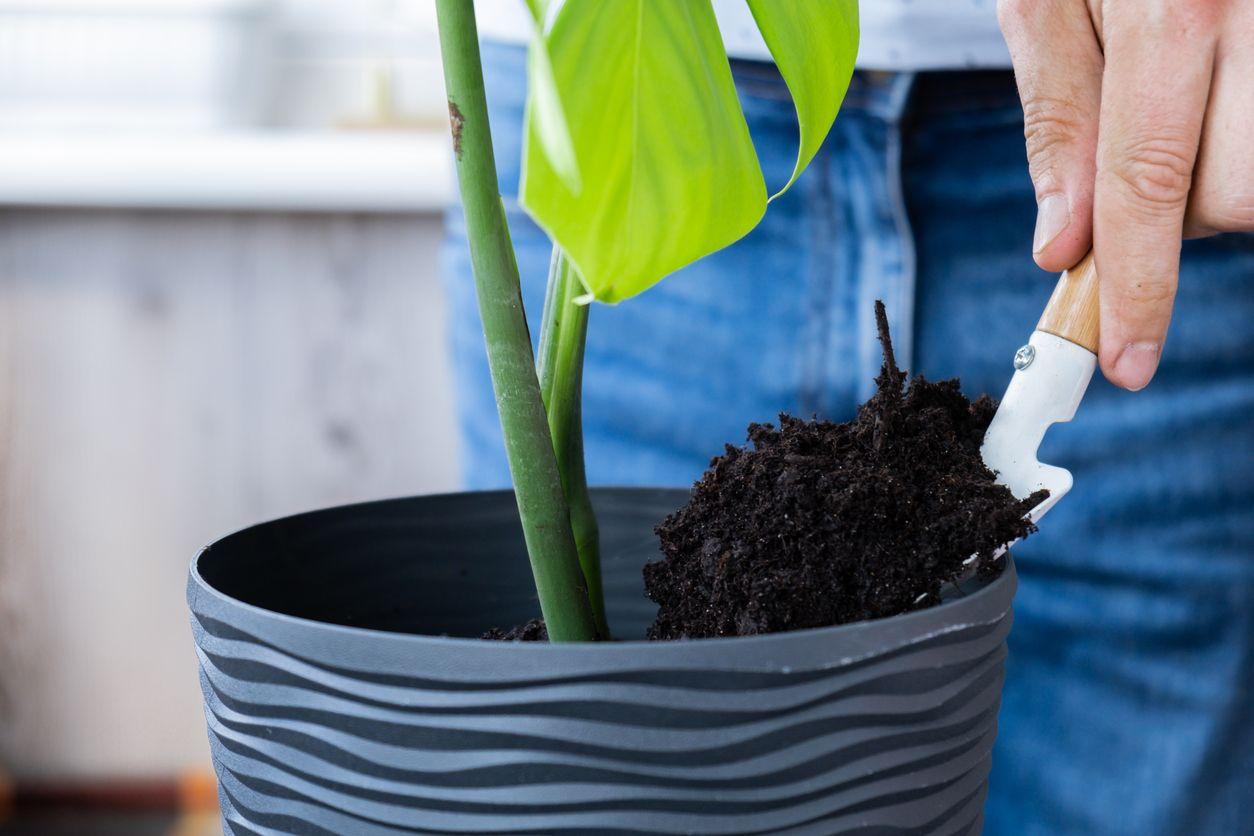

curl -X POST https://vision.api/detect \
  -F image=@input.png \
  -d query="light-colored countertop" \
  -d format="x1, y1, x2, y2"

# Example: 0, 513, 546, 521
0, 130, 456, 213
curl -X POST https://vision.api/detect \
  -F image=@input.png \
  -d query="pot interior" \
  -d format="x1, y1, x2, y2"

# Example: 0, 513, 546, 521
196, 487, 1004, 642
196, 488, 684, 640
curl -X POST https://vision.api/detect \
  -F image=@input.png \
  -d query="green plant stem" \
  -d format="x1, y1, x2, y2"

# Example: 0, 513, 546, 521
537, 248, 608, 638
435, 0, 598, 642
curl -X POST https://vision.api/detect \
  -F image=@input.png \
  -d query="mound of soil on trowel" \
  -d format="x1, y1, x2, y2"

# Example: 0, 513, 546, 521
644, 301, 1044, 640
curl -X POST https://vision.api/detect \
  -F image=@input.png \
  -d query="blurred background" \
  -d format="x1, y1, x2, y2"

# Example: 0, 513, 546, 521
0, 1, 459, 831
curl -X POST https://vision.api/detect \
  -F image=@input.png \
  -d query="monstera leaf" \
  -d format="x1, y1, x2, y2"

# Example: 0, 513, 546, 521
521, 0, 860, 304
748, 0, 859, 198
520, 0, 765, 304
521, 0, 580, 191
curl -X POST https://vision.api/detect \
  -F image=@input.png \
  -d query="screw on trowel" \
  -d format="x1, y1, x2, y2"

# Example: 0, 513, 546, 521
1013, 344, 1035, 370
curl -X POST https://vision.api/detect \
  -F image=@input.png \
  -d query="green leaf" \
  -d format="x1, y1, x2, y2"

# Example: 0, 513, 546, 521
522, 0, 580, 191
525, 39, 582, 192
521, 0, 766, 304
746, 0, 859, 199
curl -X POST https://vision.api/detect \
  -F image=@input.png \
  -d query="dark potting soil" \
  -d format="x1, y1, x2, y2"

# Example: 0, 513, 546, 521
642, 301, 1045, 640
481, 617, 549, 641
481, 302, 1042, 642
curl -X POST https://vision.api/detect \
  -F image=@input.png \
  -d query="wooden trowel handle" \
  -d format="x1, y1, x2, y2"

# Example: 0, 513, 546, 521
1037, 250, 1099, 353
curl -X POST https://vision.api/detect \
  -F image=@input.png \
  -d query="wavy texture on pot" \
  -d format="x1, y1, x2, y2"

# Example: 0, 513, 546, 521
190, 489, 1015, 835
520, 0, 860, 304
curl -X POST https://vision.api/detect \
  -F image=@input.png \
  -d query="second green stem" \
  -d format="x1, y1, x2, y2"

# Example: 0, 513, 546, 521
537, 249, 609, 638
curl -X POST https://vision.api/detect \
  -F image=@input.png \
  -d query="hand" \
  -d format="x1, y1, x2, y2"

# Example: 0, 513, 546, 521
998, 0, 1254, 390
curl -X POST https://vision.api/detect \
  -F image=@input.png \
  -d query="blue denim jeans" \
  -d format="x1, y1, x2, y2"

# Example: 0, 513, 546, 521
443, 43, 1254, 835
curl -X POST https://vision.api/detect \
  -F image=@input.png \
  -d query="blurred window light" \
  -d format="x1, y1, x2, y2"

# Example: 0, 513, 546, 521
0, 0, 446, 133
0, 0, 276, 131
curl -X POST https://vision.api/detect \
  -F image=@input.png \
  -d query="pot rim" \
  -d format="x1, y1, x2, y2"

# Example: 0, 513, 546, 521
189, 487, 1016, 658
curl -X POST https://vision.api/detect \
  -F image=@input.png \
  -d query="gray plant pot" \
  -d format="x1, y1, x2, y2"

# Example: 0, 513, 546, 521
188, 488, 1016, 835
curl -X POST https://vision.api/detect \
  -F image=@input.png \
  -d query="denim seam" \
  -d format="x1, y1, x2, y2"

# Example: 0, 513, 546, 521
801, 149, 836, 417
855, 73, 919, 400
886, 74, 919, 374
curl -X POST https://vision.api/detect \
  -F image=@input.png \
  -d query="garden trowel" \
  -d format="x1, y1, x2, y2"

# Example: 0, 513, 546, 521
981, 251, 1100, 529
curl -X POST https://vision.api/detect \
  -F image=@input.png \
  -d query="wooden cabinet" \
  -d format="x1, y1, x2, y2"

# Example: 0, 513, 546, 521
0, 208, 458, 780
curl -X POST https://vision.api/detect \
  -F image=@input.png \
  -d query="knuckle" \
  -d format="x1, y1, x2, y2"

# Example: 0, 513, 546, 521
1123, 0, 1222, 35
1167, 0, 1223, 32
1102, 135, 1196, 215
1022, 97, 1087, 165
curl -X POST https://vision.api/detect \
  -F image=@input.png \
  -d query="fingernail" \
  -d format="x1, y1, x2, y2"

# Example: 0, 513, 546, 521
1112, 342, 1161, 391
1033, 194, 1070, 254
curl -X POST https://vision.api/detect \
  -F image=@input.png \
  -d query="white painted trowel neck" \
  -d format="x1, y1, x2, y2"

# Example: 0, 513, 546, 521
980, 330, 1097, 523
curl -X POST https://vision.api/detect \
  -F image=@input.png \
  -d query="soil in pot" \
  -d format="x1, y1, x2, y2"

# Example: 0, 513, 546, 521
481, 617, 548, 641
486, 301, 1042, 642
644, 301, 1044, 639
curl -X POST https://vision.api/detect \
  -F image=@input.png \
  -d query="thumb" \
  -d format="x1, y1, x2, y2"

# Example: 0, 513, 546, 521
999, 0, 1104, 272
